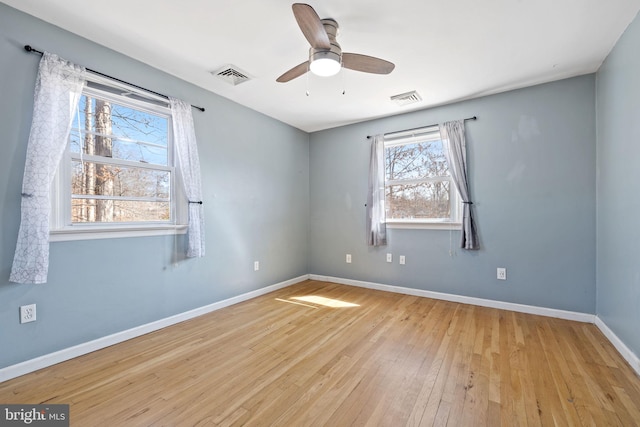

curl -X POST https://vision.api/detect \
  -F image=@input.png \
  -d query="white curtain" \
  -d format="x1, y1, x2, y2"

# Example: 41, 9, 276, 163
10, 53, 86, 284
440, 120, 480, 250
366, 135, 387, 246
169, 98, 205, 258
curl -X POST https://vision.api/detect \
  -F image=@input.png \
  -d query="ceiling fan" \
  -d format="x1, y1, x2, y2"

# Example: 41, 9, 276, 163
276, 3, 395, 83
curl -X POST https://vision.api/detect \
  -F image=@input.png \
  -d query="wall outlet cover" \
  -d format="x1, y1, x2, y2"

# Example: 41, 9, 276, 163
20, 304, 36, 324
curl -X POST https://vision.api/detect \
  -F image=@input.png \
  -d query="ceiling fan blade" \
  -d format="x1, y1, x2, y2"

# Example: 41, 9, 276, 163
292, 3, 330, 49
342, 53, 395, 75
276, 61, 310, 82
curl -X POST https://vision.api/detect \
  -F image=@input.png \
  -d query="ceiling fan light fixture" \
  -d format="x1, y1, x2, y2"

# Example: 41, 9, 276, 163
309, 51, 341, 77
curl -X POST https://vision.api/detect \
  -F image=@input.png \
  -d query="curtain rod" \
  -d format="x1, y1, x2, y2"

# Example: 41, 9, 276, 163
366, 116, 477, 139
24, 45, 205, 112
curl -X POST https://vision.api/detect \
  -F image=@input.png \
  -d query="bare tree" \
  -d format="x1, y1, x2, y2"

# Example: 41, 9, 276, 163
71, 94, 170, 223
94, 100, 114, 222
386, 141, 451, 219
82, 97, 95, 222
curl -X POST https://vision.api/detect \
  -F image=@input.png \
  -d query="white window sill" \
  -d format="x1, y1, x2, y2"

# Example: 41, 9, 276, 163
50, 225, 188, 242
386, 221, 462, 230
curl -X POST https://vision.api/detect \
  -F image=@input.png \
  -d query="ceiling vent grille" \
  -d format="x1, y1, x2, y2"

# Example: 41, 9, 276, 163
390, 90, 422, 106
212, 65, 251, 86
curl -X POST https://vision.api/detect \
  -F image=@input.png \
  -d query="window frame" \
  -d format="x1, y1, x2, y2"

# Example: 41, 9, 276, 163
383, 126, 462, 230
50, 85, 187, 241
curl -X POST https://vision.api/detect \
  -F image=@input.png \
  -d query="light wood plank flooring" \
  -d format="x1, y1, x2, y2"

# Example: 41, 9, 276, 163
1, 280, 639, 426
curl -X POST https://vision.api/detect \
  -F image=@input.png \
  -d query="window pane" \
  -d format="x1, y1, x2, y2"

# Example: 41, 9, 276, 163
385, 181, 451, 219
71, 161, 170, 199
385, 140, 448, 181
70, 95, 168, 166
72, 199, 170, 223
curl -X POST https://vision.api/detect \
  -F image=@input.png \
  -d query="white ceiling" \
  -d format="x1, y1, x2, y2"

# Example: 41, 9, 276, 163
3, 0, 640, 132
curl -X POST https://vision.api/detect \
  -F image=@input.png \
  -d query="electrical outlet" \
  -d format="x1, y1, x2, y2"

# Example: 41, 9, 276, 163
254, 261, 260, 271
399, 255, 406, 265
20, 304, 36, 324
386, 253, 393, 263
346, 254, 352, 264
497, 267, 507, 280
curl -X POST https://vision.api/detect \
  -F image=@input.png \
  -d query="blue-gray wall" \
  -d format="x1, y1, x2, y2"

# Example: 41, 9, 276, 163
596, 12, 640, 358
309, 76, 597, 314
0, 4, 309, 369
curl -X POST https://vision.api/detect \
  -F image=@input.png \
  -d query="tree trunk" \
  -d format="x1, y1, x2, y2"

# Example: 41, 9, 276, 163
83, 99, 96, 222
95, 100, 114, 222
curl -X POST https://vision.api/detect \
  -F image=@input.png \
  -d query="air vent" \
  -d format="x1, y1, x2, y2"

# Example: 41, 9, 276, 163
212, 65, 251, 86
390, 90, 422, 106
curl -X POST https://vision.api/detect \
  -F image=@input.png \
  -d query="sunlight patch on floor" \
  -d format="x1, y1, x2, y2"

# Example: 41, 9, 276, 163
290, 295, 360, 308
274, 298, 319, 309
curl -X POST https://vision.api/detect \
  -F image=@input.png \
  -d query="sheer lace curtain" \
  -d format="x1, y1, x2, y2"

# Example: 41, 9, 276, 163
10, 53, 86, 284
366, 135, 387, 246
169, 98, 205, 258
440, 120, 480, 250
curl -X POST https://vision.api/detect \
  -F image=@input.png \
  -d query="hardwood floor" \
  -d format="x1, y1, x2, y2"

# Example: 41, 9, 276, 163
1, 280, 639, 426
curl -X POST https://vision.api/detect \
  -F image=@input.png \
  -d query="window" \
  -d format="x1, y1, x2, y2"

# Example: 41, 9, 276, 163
51, 85, 186, 240
384, 125, 460, 228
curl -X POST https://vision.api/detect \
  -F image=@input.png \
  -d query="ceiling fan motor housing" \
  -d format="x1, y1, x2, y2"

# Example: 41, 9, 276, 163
309, 19, 342, 66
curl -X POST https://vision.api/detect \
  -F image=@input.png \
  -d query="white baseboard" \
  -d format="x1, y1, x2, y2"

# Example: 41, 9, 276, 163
309, 274, 595, 323
595, 316, 640, 376
0, 275, 310, 383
